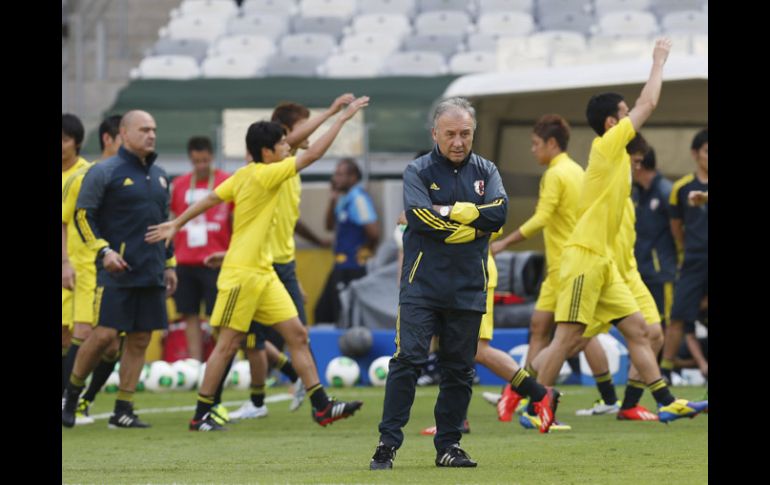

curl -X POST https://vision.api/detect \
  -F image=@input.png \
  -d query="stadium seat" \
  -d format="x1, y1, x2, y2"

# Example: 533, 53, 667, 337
280, 33, 338, 60
650, 0, 705, 16
662, 10, 707, 34
417, 0, 472, 14
403, 34, 465, 58
171, 0, 238, 19
264, 54, 324, 76
529, 30, 587, 57
477, 11, 535, 36
497, 38, 549, 69
466, 33, 522, 52
537, 0, 592, 15
350, 14, 412, 37
414, 11, 472, 35
358, 0, 416, 15
449, 51, 497, 74
321, 52, 386, 77
201, 54, 265, 78
241, 0, 298, 16
478, 0, 533, 14
594, 0, 651, 16
300, 0, 357, 19
691, 33, 707, 56
292, 16, 349, 39
383, 51, 448, 76
340, 33, 403, 56
161, 15, 228, 43
589, 34, 653, 61
226, 14, 290, 38
210, 34, 276, 59
132, 55, 201, 80
149, 38, 209, 63
597, 10, 659, 36
538, 10, 595, 34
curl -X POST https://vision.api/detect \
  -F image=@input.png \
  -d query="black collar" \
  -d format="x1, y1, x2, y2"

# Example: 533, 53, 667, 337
431, 145, 471, 169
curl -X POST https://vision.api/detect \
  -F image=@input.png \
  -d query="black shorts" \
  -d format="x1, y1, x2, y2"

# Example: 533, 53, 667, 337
95, 286, 167, 333
670, 256, 708, 322
174, 265, 219, 316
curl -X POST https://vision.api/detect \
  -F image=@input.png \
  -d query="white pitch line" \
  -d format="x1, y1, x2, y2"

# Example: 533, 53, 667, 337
88, 393, 292, 420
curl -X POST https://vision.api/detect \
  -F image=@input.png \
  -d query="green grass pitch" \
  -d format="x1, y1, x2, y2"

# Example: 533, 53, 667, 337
62, 384, 707, 484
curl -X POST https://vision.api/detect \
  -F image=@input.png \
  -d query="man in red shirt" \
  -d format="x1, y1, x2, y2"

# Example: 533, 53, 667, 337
170, 136, 232, 362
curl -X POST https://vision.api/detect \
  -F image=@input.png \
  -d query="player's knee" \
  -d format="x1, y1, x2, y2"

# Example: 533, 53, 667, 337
530, 317, 551, 338
284, 322, 309, 348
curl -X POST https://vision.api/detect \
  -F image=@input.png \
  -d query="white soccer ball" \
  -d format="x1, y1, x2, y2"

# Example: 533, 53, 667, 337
182, 358, 202, 370
145, 360, 176, 392
368, 356, 391, 387
197, 362, 207, 390
325, 356, 360, 387
230, 360, 252, 390
171, 360, 198, 391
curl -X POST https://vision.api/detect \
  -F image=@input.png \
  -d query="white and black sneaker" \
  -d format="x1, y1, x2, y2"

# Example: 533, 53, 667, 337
435, 444, 477, 468
108, 408, 151, 429
189, 412, 226, 432
289, 377, 306, 412
370, 442, 396, 470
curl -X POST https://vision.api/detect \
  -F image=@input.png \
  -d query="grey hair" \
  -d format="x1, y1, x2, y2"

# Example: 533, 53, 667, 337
432, 97, 477, 129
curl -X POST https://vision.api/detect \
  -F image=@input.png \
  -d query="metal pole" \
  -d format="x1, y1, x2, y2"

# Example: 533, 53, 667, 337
362, 122, 371, 187
73, 13, 85, 117
95, 20, 106, 80
118, 0, 128, 59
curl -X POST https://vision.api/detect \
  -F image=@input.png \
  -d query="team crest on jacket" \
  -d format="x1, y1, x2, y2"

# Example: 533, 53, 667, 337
159, 176, 167, 189
474, 180, 485, 196
650, 198, 659, 211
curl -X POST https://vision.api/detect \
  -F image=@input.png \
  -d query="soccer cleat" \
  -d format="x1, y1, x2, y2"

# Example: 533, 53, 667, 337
289, 377, 306, 412
497, 384, 523, 422
519, 412, 572, 431
533, 387, 560, 433
420, 420, 471, 435
189, 412, 227, 431
482, 391, 502, 406
617, 405, 659, 421
210, 403, 230, 425
435, 444, 477, 468
658, 399, 709, 423
61, 389, 80, 428
108, 408, 151, 429
575, 399, 620, 416
75, 398, 95, 426
370, 442, 396, 470
312, 399, 363, 426
229, 400, 268, 421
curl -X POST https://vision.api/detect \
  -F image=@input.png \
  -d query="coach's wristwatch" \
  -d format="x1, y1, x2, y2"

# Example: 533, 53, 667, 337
97, 246, 114, 260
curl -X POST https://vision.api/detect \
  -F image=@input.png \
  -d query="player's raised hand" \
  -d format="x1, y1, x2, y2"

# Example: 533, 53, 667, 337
330, 93, 356, 114
339, 96, 370, 122
652, 37, 672, 65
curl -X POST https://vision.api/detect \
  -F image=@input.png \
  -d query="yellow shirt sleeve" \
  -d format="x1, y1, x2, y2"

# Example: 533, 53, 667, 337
214, 172, 237, 202
61, 172, 84, 224
595, 117, 636, 163
258, 157, 297, 190
519, 168, 561, 239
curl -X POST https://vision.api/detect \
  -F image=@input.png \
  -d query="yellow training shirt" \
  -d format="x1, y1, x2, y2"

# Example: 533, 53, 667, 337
214, 157, 297, 272
566, 117, 636, 256
518, 152, 584, 273
269, 173, 302, 264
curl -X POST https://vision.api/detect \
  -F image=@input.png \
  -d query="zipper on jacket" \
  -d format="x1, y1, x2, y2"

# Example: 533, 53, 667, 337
409, 251, 423, 284
481, 257, 487, 292
119, 242, 126, 258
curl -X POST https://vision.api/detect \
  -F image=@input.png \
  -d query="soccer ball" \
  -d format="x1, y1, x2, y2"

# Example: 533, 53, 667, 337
325, 356, 360, 387
197, 362, 207, 390
145, 360, 175, 392
229, 360, 251, 390
368, 356, 391, 386
170, 360, 198, 391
